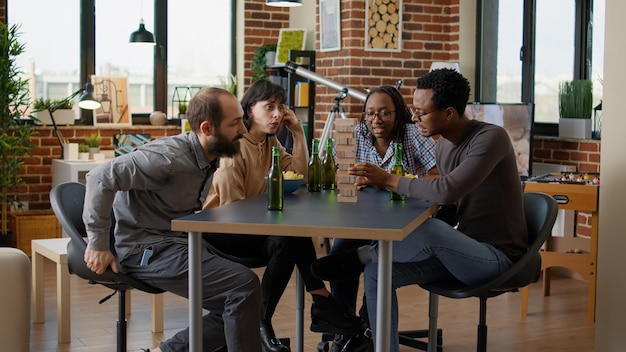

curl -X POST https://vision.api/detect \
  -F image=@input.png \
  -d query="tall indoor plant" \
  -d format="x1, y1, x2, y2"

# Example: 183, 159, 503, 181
558, 79, 593, 139
0, 23, 35, 238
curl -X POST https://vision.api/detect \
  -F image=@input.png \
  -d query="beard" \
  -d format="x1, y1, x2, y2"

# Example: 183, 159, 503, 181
207, 129, 243, 157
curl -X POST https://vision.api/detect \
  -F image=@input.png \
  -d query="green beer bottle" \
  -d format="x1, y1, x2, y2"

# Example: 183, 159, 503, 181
390, 143, 405, 201
267, 146, 283, 210
308, 139, 322, 192
322, 138, 336, 190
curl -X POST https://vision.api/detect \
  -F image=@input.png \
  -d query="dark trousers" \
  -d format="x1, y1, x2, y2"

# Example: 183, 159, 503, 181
204, 234, 325, 321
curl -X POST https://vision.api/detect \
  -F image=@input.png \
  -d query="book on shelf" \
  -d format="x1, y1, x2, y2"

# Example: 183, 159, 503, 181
295, 81, 309, 107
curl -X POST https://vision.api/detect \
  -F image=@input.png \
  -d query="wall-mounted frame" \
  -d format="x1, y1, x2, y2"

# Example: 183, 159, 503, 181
320, 0, 341, 52
91, 76, 131, 126
364, 0, 402, 52
275, 28, 307, 66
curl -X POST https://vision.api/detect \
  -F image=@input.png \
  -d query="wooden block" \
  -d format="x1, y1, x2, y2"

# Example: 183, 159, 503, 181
337, 194, 358, 203
334, 118, 357, 125
334, 131, 355, 139
336, 157, 355, 166
337, 186, 357, 197
336, 137, 356, 145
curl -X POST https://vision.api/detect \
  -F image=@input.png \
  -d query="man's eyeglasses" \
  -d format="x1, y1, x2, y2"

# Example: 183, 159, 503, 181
408, 105, 440, 119
362, 110, 395, 122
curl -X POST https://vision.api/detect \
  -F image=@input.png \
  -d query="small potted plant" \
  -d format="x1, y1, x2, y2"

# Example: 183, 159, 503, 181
85, 133, 102, 158
178, 101, 188, 118
558, 79, 593, 139
251, 43, 277, 81
78, 144, 90, 160
33, 97, 76, 126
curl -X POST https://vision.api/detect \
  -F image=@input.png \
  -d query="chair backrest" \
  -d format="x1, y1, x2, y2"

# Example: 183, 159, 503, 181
50, 182, 163, 294
479, 191, 559, 293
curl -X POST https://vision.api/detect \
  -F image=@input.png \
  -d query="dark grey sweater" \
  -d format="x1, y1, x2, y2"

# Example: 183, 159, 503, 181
397, 120, 528, 260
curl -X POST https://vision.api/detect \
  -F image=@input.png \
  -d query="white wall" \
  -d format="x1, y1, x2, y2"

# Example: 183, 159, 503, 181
595, 0, 626, 349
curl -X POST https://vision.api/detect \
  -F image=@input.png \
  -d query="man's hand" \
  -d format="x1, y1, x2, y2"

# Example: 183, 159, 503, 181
348, 162, 401, 191
84, 248, 119, 274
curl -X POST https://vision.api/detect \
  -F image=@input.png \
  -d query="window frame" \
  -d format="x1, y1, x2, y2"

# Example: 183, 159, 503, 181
475, 0, 595, 136
78, 0, 236, 123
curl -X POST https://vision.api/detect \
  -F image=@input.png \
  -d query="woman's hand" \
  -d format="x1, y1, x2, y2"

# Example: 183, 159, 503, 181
282, 105, 303, 132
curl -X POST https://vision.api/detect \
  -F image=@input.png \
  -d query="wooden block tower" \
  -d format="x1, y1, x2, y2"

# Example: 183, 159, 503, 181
334, 118, 358, 202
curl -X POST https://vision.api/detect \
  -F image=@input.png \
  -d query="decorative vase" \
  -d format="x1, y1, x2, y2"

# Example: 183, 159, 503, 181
558, 118, 592, 139
88, 147, 100, 159
150, 111, 167, 126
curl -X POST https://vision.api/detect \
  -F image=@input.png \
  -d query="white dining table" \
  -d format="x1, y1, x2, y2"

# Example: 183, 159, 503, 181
172, 187, 438, 352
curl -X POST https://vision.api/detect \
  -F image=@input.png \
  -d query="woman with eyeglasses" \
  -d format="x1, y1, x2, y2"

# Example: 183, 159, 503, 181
318, 85, 437, 351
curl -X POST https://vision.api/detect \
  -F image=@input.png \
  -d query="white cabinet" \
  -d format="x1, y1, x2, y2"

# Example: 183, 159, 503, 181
52, 159, 107, 188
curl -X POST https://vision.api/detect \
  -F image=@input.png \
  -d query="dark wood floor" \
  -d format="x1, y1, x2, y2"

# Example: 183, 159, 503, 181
30, 251, 595, 352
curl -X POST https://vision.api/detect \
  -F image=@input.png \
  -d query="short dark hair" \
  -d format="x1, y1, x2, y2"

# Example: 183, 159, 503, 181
417, 68, 470, 116
361, 86, 411, 142
240, 79, 286, 129
186, 87, 234, 132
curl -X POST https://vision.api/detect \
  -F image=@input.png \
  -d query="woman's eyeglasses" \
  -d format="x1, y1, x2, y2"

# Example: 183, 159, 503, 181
362, 110, 395, 122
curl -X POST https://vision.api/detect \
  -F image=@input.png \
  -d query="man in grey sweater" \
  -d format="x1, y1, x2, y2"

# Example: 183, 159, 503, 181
311, 69, 528, 352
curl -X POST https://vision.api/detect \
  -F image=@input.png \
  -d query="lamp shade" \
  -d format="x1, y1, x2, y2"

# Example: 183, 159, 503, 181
265, 0, 302, 7
129, 20, 155, 44
77, 82, 101, 110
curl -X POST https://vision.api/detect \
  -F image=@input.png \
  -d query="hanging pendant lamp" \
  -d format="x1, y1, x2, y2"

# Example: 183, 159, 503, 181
266, 0, 303, 7
129, 19, 155, 44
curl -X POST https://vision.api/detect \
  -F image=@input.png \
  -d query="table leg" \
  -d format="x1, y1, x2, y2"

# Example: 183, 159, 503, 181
375, 240, 392, 352
57, 260, 71, 343
189, 231, 202, 352
32, 251, 45, 324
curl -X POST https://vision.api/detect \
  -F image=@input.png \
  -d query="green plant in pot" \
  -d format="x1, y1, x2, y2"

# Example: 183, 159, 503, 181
251, 43, 277, 81
558, 79, 593, 139
33, 97, 75, 125
0, 23, 35, 239
85, 133, 102, 158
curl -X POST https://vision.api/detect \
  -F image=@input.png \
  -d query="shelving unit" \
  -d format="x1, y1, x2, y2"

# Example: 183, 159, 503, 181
287, 50, 316, 149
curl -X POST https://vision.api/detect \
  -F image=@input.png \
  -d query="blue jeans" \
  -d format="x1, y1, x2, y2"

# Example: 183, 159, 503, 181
363, 218, 513, 352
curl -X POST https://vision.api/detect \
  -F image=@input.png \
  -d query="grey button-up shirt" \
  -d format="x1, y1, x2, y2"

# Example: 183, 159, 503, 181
83, 132, 219, 262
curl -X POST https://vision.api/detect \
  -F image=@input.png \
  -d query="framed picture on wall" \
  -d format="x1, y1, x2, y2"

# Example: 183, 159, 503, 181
91, 76, 131, 126
364, 0, 402, 52
274, 28, 307, 66
320, 0, 341, 52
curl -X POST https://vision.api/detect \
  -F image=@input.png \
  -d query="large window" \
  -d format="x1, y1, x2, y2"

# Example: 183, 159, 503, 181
478, 0, 604, 129
9, 0, 234, 120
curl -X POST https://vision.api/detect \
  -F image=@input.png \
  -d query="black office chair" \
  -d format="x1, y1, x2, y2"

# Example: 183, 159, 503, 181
398, 192, 558, 352
50, 182, 165, 352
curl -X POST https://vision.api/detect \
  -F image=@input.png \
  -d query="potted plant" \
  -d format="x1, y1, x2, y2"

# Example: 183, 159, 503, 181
33, 97, 76, 125
251, 43, 277, 81
178, 101, 188, 118
85, 133, 102, 158
0, 23, 36, 242
558, 79, 593, 139
78, 144, 90, 160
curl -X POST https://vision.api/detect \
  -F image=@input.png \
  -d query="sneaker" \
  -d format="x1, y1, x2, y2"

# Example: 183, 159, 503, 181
310, 249, 365, 281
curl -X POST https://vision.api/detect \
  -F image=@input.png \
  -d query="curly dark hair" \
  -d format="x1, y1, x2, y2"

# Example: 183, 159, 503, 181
416, 68, 470, 116
240, 79, 286, 129
361, 86, 411, 142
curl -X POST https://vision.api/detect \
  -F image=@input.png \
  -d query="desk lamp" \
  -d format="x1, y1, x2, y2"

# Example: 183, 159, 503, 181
47, 82, 101, 158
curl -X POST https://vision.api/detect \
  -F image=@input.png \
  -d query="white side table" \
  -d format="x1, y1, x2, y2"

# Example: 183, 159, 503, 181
51, 159, 107, 188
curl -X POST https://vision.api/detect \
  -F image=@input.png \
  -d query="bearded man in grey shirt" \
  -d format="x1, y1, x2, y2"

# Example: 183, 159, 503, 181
83, 87, 261, 352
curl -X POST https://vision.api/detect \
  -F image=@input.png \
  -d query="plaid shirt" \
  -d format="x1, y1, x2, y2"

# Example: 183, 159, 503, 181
355, 123, 436, 176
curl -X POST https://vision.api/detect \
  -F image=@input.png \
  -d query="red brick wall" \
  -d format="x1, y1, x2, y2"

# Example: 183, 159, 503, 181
15, 126, 181, 210
532, 136, 601, 173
